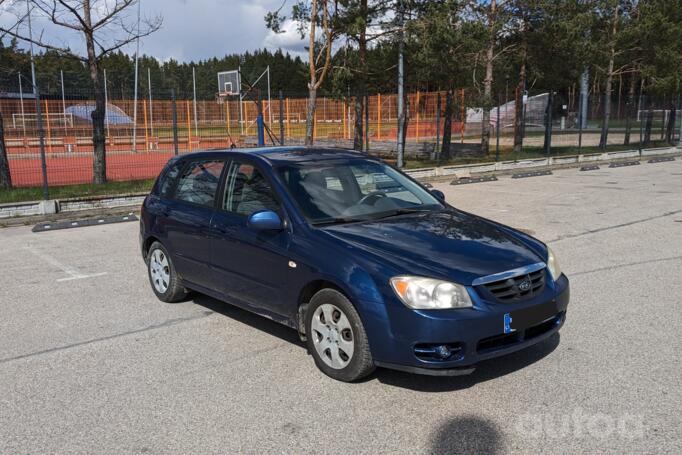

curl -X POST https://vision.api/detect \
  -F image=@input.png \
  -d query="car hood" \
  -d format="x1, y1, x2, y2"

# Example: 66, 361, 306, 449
321, 209, 544, 285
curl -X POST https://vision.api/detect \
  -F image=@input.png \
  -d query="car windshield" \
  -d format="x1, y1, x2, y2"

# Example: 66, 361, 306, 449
277, 159, 443, 225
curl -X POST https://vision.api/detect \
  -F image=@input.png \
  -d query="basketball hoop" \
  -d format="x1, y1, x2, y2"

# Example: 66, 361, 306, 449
217, 70, 240, 97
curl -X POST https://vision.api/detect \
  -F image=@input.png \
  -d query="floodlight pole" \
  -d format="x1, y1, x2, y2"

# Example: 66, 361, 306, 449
60, 70, 66, 127
18, 73, 26, 135
279, 90, 284, 145
148, 67, 154, 137
267, 65, 272, 127
238, 64, 244, 135
192, 66, 198, 136
132, 0, 141, 152
104, 69, 110, 138
396, 0, 405, 168
26, 0, 49, 200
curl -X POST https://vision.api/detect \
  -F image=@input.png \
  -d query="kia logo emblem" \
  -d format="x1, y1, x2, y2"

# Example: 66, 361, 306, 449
518, 278, 531, 292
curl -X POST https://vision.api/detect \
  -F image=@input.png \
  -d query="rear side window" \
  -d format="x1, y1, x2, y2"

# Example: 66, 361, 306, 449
174, 160, 225, 207
158, 160, 184, 198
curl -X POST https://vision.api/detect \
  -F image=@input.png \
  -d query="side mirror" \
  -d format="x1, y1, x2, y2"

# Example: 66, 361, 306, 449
430, 189, 445, 201
247, 210, 283, 231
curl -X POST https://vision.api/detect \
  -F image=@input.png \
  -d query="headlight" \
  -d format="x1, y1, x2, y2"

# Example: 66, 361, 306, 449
547, 246, 562, 281
390, 276, 472, 309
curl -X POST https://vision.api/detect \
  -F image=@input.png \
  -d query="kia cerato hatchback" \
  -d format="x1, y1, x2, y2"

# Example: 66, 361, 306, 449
140, 147, 569, 382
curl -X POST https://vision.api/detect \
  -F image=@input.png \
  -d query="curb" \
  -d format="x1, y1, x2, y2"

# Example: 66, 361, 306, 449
0, 192, 146, 221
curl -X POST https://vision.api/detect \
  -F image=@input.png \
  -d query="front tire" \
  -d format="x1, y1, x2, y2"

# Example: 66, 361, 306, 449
305, 289, 375, 382
146, 241, 188, 303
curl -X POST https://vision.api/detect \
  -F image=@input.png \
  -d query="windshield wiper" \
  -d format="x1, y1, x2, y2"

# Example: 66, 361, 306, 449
311, 216, 368, 226
370, 207, 431, 220
312, 208, 432, 226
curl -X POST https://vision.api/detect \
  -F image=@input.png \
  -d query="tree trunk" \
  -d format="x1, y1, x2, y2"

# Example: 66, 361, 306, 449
90, 63, 107, 183
353, 94, 364, 151
440, 88, 454, 163
83, 1, 107, 184
0, 112, 12, 189
481, 0, 496, 154
644, 108, 653, 145
624, 76, 636, 145
305, 86, 317, 146
599, 5, 619, 149
353, 0, 368, 152
513, 40, 527, 154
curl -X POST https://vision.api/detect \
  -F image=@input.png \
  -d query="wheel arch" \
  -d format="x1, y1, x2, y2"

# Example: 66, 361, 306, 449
295, 279, 354, 340
142, 235, 161, 259
297, 279, 350, 308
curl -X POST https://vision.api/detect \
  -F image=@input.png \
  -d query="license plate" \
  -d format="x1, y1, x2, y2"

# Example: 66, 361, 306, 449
503, 302, 559, 334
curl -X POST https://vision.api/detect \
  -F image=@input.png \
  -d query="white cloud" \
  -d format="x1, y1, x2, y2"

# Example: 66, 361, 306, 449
262, 19, 307, 59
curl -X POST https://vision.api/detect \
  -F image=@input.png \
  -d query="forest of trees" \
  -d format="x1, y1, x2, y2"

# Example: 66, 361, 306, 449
1, 0, 681, 185
2, 0, 681, 101
0, 41, 310, 99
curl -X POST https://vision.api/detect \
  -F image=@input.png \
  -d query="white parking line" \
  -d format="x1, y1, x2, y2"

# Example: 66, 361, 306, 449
24, 246, 108, 282
56, 272, 108, 282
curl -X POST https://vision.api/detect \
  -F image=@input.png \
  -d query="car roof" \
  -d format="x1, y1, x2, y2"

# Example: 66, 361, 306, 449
174, 147, 377, 166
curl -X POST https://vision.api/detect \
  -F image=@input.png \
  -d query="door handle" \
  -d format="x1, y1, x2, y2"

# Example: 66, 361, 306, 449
210, 225, 233, 236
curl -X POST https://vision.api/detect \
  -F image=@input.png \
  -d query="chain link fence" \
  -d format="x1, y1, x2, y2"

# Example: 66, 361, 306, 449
0, 84, 680, 190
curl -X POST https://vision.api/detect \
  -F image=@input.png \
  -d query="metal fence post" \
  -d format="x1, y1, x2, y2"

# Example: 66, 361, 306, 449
677, 95, 682, 147
34, 87, 49, 200
279, 90, 284, 145
435, 93, 441, 161
365, 95, 370, 152
520, 91, 527, 156
544, 91, 553, 156
495, 93, 501, 162
171, 89, 179, 156
639, 94, 644, 155
578, 89, 583, 151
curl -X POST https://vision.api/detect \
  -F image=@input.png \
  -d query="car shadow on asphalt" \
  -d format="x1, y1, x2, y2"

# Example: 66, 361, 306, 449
190, 292, 560, 392
191, 293, 305, 347
431, 415, 503, 454
372, 333, 561, 392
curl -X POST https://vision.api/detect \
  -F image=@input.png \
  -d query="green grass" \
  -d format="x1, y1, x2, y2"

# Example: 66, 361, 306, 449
0, 179, 154, 204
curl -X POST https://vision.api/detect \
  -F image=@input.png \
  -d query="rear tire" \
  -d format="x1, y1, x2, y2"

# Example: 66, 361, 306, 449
146, 241, 188, 303
305, 289, 375, 382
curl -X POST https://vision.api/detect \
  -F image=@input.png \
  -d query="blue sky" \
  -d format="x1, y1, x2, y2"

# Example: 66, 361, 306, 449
1, 0, 307, 62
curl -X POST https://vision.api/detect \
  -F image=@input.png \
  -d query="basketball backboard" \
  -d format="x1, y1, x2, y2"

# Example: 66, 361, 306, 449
217, 70, 240, 96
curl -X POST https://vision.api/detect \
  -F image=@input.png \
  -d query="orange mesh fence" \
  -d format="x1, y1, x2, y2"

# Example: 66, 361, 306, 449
0, 90, 462, 187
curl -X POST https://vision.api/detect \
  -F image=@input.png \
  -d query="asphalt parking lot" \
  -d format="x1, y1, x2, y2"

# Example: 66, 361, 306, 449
1, 159, 681, 454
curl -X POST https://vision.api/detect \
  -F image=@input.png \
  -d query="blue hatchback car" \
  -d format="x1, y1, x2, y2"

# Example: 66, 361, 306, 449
140, 147, 569, 382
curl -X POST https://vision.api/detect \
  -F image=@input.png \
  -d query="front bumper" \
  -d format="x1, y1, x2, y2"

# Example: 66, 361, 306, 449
363, 274, 570, 375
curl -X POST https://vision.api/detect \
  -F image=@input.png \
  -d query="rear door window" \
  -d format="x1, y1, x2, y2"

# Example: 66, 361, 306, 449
174, 160, 225, 207
158, 160, 184, 198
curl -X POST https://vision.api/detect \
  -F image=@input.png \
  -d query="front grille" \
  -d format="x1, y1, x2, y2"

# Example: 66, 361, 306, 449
481, 268, 545, 302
